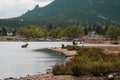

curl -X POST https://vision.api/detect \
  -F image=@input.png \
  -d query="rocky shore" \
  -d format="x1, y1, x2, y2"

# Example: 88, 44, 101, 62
17, 73, 77, 80
4, 72, 120, 80
16, 73, 108, 80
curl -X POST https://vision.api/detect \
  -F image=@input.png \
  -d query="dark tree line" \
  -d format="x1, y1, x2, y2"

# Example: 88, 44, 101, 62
0, 27, 7, 36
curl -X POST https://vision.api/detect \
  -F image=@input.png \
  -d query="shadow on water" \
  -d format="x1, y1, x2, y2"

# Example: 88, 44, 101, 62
0, 42, 70, 78
33, 48, 66, 61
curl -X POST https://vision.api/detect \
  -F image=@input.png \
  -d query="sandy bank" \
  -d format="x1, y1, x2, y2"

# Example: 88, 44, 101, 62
50, 47, 77, 57
50, 46, 120, 56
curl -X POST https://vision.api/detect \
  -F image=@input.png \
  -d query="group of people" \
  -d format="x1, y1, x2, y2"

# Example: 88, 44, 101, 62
61, 39, 84, 48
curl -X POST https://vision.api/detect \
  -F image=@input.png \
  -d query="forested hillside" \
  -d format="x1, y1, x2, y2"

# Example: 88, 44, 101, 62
0, 0, 120, 27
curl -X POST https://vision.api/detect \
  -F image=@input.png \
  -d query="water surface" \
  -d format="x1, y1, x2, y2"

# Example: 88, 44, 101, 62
0, 42, 71, 78
0, 42, 119, 79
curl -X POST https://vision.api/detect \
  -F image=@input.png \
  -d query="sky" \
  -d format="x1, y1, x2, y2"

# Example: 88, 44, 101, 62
0, 0, 54, 19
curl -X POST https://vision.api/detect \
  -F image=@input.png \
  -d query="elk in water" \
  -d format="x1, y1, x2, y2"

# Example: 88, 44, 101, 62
21, 43, 29, 48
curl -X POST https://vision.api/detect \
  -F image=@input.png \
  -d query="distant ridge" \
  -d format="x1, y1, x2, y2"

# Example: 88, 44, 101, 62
0, 0, 120, 27
20, 0, 120, 25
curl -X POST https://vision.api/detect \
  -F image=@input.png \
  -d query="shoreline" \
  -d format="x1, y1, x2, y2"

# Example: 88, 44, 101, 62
50, 47, 77, 57
13, 73, 105, 80
0, 36, 120, 44
4, 46, 120, 80
16, 73, 108, 80
4, 47, 77, 80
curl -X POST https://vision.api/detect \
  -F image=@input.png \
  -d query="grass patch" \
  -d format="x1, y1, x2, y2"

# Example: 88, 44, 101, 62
52, 46, 120, 76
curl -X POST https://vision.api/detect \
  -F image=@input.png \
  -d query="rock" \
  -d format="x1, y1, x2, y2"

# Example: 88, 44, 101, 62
4, 77, 17, 80
107, 74, 114, 80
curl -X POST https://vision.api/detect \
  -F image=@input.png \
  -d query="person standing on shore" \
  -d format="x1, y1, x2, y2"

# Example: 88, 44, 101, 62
73, 40, 77, 46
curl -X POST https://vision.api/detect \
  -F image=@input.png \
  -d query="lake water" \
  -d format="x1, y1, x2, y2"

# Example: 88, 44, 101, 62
0, 42, 72, 79
0, 42, 119, 79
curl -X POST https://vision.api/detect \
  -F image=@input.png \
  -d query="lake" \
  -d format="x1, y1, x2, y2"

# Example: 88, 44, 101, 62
0, 42, 119, 79
0, 42, 72, 79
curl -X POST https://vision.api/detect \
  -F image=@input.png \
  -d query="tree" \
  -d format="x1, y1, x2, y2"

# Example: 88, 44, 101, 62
84, 24, 107, 35
1, 27, 7, 36
49, 27, 62, 38
60, 25, 83, 39
107, 25, 120, 40
17, 26, 45, 38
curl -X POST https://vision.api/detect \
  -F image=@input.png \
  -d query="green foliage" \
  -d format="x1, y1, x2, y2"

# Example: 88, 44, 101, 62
84, 25, 107, 35
60, 25, 83, 39
0, 27, 11, 36
20, 0, 120, 26
17, 26, 45, 38
52, 46, 120, 76
66, 45, 79, 51
71, 63, 82, 76
52, 64, 65, 75
0, 0, 120, 28
107, 25, 120, 40
49, 27, 62, 38
48, 26, 83, 39
1, 27, 7, 36
52, 64, 72, 75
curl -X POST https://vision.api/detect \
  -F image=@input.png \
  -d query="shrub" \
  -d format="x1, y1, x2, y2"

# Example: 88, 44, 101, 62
71, 63, 82, 76
52, 64, 72, 75
52, 64, 66, 75
66, 45, 79, 51
89, 61, 113, 76
52, 46, 120, 77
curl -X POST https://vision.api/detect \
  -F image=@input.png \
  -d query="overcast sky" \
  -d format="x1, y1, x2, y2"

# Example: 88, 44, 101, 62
0, 0, 54, 19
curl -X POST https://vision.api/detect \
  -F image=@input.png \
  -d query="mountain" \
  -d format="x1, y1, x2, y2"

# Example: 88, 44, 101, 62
0, 0, 120, 27
19, 0, 120, 25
